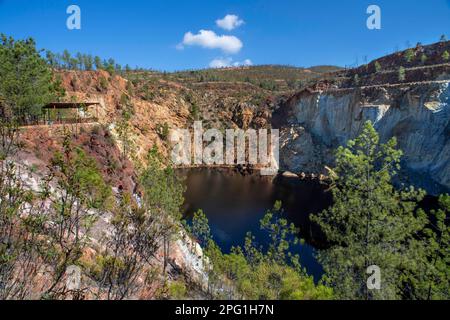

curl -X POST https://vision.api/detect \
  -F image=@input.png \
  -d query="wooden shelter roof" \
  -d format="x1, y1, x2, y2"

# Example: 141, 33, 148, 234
43, 102, 99, 109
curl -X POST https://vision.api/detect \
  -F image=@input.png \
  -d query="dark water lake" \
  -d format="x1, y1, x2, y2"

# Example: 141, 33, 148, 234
178, 168, 332, 281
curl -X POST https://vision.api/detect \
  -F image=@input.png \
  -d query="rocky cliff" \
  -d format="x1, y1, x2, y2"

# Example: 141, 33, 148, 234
275, 76, 450, 194
49, 42, 450, 195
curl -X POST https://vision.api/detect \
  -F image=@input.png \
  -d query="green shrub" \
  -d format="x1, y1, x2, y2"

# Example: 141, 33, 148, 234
156, 122, 170, 141
168, 281, 187, 300
443, 51, 450, 62
190, 102, 200, 121
99, 76, 108, 91
398, 66, 406, 81
404, 49, 415, 63
120, 93, 129, 106
420, 54, 427, 64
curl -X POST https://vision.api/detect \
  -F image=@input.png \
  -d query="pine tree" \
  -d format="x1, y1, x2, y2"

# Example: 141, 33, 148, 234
0, 34, 63, 121
191, 209, 211, 247
115, 107, 134, 160
404, 194, 449, 300
311, 121, 427, 300
94, 56, 103, 70
404, 49, 415, 63
106, 58, 116, 75
90, 190, 166, 300
84, 54, 94, 71
46, 50, 57, 68
0, 120, 43, 299
140, 147, 185, 275
423, 195, 450, 300
69, 57, 78, 70
41, 134, 111, 298
374, 61, 382, 73
197, 202, 333, 300
259, 201, 300, 267
61, 49, 71, 68
76, 52, 83, 70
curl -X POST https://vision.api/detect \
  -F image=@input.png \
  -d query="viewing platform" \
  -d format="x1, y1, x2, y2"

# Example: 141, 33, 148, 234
20, 101, 101, 127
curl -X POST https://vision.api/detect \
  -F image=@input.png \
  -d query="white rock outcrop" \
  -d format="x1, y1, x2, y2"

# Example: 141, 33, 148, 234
277, 82, 450, 194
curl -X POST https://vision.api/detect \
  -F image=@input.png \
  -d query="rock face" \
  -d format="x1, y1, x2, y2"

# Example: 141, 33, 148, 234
56, 70, 193, 162
274, 81, 450, 194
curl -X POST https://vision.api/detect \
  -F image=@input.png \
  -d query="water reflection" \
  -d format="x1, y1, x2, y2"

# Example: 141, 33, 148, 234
178, 168, 332, 281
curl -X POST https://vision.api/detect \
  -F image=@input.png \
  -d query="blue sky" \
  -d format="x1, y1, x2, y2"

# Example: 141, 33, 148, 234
0, 0, 449, 71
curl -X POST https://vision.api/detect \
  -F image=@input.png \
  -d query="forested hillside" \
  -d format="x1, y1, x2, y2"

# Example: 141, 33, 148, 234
0, 34, 448, 300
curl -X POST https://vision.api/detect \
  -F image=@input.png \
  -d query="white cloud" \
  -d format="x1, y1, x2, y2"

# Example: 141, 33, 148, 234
216, 14, 244, 31
232, 59, 253, 67
209, 57, 253, 68
209, 57, 233, 68
180, 30, 243, 54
